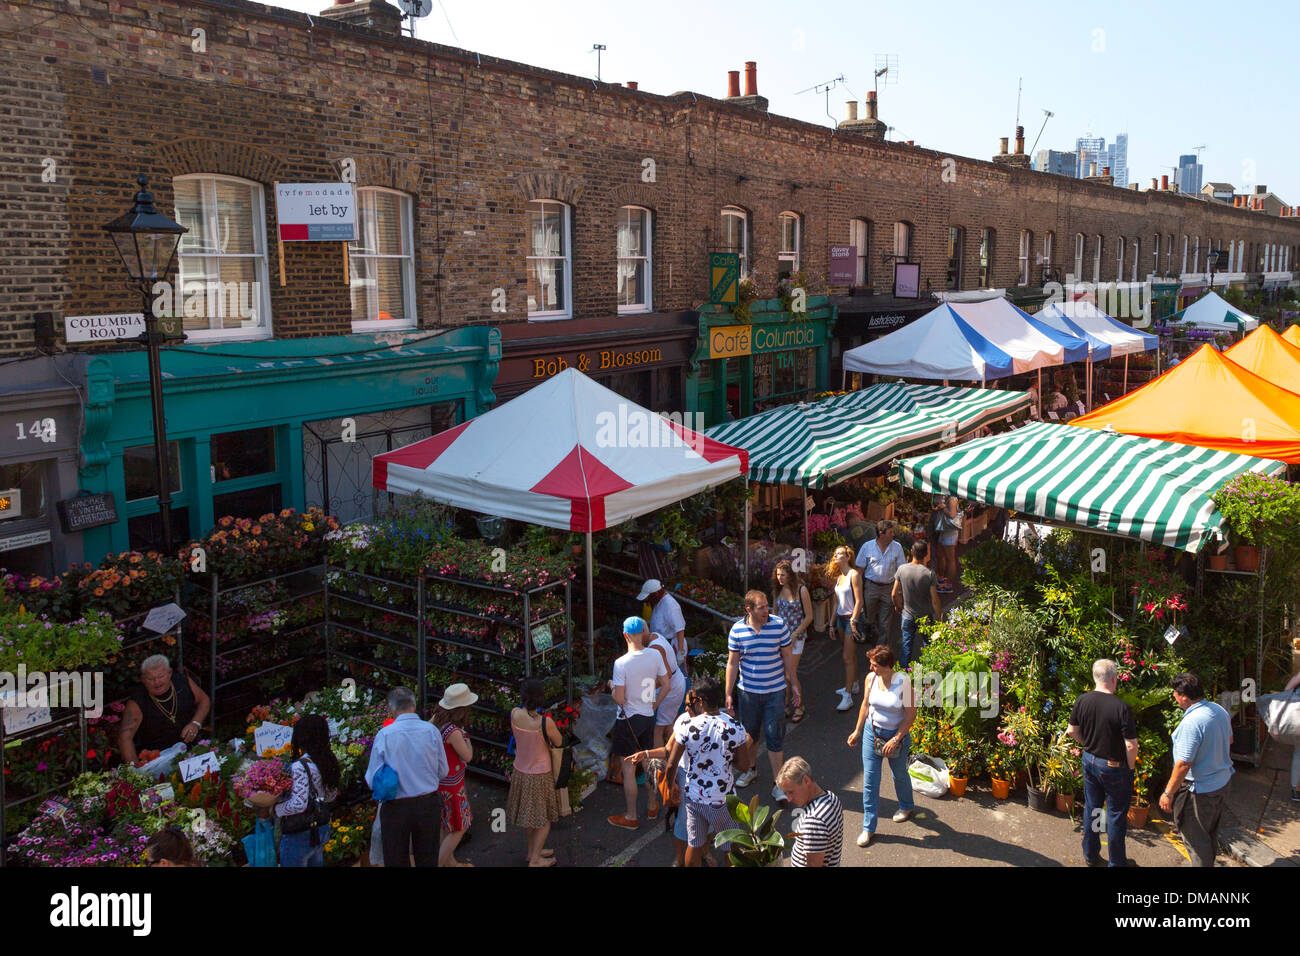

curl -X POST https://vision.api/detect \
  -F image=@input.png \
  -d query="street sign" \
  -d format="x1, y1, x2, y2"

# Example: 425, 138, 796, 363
64, 313, 145, 343
709, 253, 740, 305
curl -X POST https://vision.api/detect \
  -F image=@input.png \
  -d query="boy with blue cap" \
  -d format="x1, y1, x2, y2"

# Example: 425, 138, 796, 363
608, 616, 670, 830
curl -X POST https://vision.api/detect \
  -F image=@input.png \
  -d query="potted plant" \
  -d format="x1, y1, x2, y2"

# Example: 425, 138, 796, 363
1045, 734, 1083, 814
986, 738, 1020, 799
1128, 727, 1168, 828
1001, 707, 1052, 811
715, 793, 787, 867
946, 735, 983, 798
1210, 472, 1300, 573
731, 277, 761, 324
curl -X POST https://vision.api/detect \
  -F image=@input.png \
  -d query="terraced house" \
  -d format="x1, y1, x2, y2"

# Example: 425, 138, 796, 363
3, 0, 1298, 573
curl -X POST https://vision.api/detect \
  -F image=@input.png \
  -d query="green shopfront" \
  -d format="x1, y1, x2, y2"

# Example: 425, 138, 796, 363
76, 329, 498, 564
691, 297, 835, 426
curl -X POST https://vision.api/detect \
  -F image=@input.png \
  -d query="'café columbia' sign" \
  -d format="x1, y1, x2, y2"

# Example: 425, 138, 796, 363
708, 323, 817, 360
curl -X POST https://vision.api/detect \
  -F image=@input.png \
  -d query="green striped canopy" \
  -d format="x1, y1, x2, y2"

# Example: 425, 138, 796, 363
896, 421, 1286, 552
822, 382, 1031, 435
707, 402, 949, 488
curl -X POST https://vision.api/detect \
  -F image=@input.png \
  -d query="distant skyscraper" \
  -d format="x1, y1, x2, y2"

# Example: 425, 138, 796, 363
1034, 149, 1077, 177
1176, 153, 1203, 195
1107, 133, 1129, 188
1076, 135, 1106, 178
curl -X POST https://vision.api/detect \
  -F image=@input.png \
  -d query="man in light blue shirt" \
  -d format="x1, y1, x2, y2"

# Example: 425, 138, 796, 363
855, 519, 905, 649
1159, 672, 1234, 867
365, 686, 448, 867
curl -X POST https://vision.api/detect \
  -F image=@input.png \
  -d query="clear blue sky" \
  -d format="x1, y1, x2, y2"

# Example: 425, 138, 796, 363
269, 0, 1300, 200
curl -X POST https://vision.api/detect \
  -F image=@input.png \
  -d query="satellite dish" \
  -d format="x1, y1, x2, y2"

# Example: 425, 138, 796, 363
398, 0, 432, 18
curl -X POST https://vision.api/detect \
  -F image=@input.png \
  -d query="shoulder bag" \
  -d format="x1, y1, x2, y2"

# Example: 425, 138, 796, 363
280, 757, 334, 844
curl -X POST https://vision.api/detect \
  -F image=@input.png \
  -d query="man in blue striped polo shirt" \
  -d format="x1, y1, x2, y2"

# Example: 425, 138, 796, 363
726, 590, 802, 803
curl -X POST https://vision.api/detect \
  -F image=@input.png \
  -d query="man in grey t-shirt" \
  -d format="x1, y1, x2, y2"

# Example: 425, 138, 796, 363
892, 540, 942, 668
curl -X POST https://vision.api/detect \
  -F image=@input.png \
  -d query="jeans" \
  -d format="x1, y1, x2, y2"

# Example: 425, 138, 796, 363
1081, 751, 1133, 866
900, 615, 925, 668
279, 825, 330, 867
1173, 784, 1227, 867
737, 688, 786, 752
861, 722, 913, 833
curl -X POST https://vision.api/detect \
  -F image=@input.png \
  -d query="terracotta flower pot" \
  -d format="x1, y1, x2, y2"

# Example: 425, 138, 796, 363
1055, 792, 1075, 813
991, 777, 1012, 799
1233, 545, 1261, 572
1207, 552, 1228, 571
1127, 803, 1149, 828
949, 776, 968, 797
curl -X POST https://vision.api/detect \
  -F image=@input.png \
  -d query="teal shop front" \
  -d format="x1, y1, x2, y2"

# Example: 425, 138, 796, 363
690, 296, 835, 427
77, 328, 499, 563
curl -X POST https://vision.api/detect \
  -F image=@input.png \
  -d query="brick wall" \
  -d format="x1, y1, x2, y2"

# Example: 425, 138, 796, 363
1, 0, 1298, 356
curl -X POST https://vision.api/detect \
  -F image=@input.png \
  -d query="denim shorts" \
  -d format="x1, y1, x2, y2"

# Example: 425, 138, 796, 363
736, 687, 785, 752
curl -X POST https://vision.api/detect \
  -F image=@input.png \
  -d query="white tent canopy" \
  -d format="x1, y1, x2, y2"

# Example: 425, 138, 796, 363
1172, 292, 1260, 331
1036, 300, 1159, 361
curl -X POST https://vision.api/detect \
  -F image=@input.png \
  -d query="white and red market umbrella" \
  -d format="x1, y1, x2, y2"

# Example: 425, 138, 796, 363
372, 368, 749, 669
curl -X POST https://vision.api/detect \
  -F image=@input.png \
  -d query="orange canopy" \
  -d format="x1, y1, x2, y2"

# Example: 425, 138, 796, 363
1071, 344, 1300, 462
1284, 325, 1300, 349
1224, 325, 1300, 393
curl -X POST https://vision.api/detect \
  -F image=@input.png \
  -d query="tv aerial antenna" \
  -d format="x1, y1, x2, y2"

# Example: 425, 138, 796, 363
591, 44, 607, 82
1029, 108, 1054, 158
397, 0, 432, 39
873, 54, 899, 95
796, 74, 848, 125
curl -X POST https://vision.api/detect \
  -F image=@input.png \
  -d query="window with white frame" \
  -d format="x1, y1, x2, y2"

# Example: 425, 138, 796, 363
979, 228, 994, 287
349, 187, 416, 330
1166, 234, 1174, 274
616, 206, 652, 312
777, 212, 801, 278
1042, 232, 1054, 274
1182, 236, 1188, 274
850, 219, 870, 285
945, 226, 964, 290
1131, 240, 1140, 283
1117, 238, 1125, 281
526, 200, 571, 318
1074, 233, 1084, 280
719, 206, 749, 278
1152, 234, 1160, 276
893, 221, 913, 260
1018, 229, 1032, 285
1227, 241, 1235, 273
1093, 235, 1103, 283
172, 175, 272, 340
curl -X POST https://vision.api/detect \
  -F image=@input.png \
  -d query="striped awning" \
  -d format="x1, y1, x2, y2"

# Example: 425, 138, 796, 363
896, 421, 1286, 552
822, 382, 1032, 436
707, 402, 948, 488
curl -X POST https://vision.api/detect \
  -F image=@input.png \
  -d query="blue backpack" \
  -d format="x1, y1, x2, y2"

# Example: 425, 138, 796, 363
371, 764, 400, 802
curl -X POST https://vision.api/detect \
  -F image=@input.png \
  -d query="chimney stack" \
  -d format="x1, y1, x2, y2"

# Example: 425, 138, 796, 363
845, 100, 858, 122
626, 81, 637, 90
1161, 175, 1169, 190
726, 70, 740, 98
839, 91, 886, 139
727, 62, 769, 111
906, 140, 915, 146
319, 0, 402, 36
744, 61, 757, 96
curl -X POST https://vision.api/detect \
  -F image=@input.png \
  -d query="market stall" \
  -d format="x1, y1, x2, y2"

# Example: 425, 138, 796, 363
1170, 291, 1260, 332
1070, 344, 1300, 463
371, 367, 749, 672
1284, 325, 1300, 348
821, 381, 1031, 435
1223, 323, 1300, 393
896, 421, 1286, 552
1035, 300, 1159, 404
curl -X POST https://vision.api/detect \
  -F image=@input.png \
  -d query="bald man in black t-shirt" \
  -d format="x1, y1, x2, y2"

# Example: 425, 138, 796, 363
1068, 658, 1139, 867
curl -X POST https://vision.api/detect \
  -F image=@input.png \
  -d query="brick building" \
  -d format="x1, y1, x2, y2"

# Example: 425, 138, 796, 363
2, 0, 1299, 568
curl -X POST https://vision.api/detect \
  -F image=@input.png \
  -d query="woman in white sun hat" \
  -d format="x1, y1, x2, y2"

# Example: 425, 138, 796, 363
433, 683, 479, 867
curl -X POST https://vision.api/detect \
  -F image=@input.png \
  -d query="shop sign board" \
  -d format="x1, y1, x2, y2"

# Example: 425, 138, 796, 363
829, 246, 856, 285
709, 253, 740, 305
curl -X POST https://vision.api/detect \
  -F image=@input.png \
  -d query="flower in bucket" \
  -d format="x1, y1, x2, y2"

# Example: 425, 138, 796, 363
232, 758, 292, 802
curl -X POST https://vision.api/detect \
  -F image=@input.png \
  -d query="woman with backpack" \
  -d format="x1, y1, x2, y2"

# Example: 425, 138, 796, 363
270, 714, 340, 867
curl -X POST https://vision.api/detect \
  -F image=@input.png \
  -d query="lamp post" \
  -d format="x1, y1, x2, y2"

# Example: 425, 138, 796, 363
103, 174, 188, 555
1207, 248, 1221, 290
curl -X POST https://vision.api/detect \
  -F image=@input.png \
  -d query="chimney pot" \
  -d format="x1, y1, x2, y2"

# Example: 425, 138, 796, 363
999, 137, 1009, 155
744, 61, 757, 97
626, 81, 637, 90
1161, 175, 1169, 190
1103, 165, 1111, 176
1090, 162, 1098, 177
865, 91, 878, 120
845, 100, 858, 122
727, 70, 740, 98
1151, 178, 1158, 190
1014, 126, 1025, 154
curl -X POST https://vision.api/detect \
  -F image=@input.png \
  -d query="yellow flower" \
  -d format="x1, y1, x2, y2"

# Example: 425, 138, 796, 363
303, 522, 315, 532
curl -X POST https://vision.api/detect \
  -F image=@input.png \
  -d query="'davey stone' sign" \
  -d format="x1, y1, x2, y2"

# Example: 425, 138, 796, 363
275, 183, 356, 241
65, 313, 145, 343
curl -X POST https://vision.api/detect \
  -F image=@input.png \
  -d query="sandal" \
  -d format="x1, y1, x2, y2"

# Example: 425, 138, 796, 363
791, 705, 806, 724
529, 856, 557, 867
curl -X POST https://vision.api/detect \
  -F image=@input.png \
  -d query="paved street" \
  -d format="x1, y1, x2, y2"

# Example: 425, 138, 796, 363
456, 632, 1214, 868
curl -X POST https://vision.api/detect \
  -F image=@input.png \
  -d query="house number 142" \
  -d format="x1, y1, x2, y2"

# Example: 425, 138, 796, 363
15, 418, 57, 442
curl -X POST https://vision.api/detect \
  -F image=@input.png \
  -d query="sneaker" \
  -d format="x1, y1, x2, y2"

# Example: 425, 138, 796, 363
735, 768, 758, 788
1084, 857, 1106, 868
835, 689, 854, 712
607, 814, 638, 830
892, 809, 915, 824
771, 784, 787, 803
1292, 789, 1300, 804
856, 830, 873, 847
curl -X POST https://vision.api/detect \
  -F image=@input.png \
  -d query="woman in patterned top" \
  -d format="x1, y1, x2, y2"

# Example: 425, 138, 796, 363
772, 560, 813, 723
432, 683, 478, 867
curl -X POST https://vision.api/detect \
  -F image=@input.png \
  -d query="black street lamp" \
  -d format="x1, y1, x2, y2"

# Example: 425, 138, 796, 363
104, 174, 188, 555
1207, 248, 1221, 291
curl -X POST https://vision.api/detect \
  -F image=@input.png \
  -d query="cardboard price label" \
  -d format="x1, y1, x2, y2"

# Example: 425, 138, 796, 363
179, 751, 221, 782
254, 722, 294, 755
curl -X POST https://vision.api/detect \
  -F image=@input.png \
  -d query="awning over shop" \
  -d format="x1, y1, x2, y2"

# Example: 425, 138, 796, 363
821, 382, 1032, 435
1035, 300, 1159, 361
372, 367, 747, 532
706, 402, 947, 488
1223, 324, 1300, 393
897, 421, 1285, 552
1170, 291, 1259, 331
841, 298, 1089, 382
1070, 345, 1300, 462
